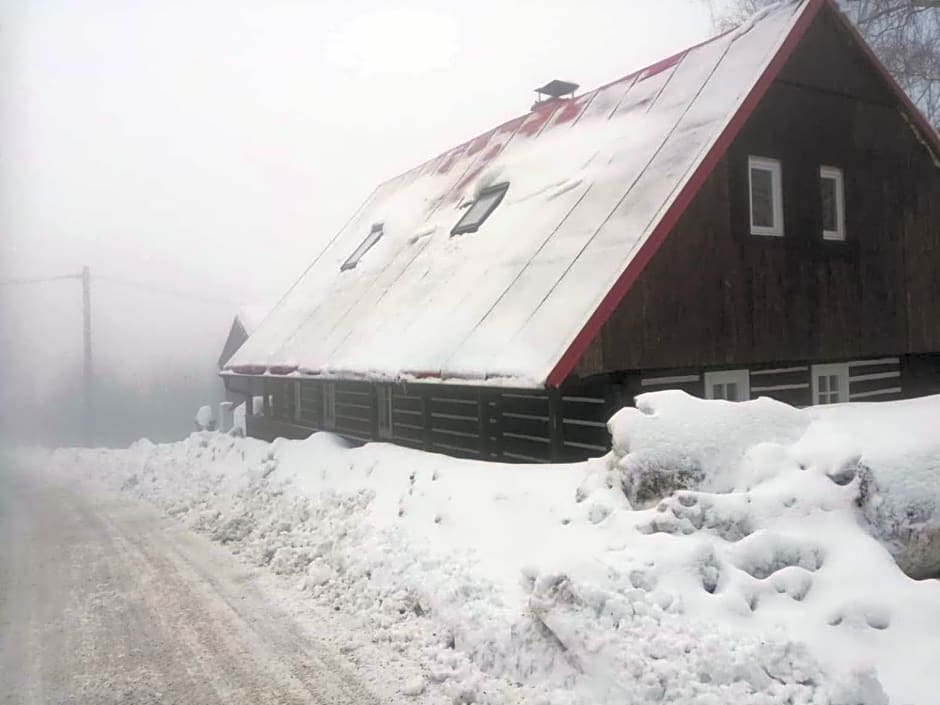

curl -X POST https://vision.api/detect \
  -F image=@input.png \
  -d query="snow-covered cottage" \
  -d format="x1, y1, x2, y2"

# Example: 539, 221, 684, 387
222, 0, 940, 462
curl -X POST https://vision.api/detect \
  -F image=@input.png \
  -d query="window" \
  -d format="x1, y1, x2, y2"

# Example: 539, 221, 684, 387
451, 183, 509, 236
322, 382, 336, 428
811, 363, 848, 405
704, 369, 750, 401
263, 381, 274, 417
341, 223, 384, 271
748, 156, 783, 237
376, 386, 393, 439
819, 166, 845, 241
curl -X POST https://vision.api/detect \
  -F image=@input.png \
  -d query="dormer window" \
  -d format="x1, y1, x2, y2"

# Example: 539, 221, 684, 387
451, 183, 509, 236
341, 223, 384, 271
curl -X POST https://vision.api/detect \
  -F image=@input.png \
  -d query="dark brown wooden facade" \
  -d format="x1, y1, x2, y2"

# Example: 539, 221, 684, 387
613, 355, 931, 408
235, 4, 940, 462
247, 377, 619, 463
576, 6, 940, 377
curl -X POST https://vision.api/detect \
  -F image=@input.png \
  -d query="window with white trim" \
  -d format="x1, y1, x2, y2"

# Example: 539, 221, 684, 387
341, 223, 384, 271
704, 369, 750, 401
451, 183, 509, 236
748, 156, 784, 237
322, 382, 336, 428
819, 166, 846, 241
376, 386, 393, 439
811, 363, 848, 405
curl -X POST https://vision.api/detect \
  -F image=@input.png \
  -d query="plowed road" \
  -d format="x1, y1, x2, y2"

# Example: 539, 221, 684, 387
0, 465, 380, 705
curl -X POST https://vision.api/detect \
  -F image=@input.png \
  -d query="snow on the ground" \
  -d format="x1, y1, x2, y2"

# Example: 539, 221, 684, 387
28, 392, 940, 705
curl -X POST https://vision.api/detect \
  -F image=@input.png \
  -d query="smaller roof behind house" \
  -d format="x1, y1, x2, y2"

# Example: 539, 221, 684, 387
236, 305, 269, 336
218, 305, 271, 369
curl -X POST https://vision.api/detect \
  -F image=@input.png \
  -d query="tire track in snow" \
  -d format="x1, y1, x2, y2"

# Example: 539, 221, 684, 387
0, 463, 381, 705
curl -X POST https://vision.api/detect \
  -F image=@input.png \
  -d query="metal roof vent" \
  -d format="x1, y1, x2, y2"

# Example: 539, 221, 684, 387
532, 79, 579, 110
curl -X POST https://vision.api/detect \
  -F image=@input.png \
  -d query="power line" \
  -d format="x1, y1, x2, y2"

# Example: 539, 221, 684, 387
1, 270, 240, 306
93, 274, 240, 307
0, 273, 80, 286
1, 266, 239, 447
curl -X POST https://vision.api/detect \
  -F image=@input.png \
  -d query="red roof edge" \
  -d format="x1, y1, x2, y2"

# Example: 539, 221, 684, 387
547, 0, 827, 388
825, 0, 940, 157
382, 24, 740, 194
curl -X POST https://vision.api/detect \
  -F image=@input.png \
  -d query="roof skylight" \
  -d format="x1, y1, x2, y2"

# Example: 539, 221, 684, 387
341, 223, 384, 271
451, 183, 509, 236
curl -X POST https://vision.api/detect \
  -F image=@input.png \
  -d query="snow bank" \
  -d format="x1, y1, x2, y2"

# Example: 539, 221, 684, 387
804, 397, 940, 579
609, 391, 940, 578
27, 392, 940, 705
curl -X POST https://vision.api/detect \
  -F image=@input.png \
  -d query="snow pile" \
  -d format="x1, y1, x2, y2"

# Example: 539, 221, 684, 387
32, 392, 940, 705
609, 392, 940, 578
608, 392, 808, 503
801, 398, 940, 579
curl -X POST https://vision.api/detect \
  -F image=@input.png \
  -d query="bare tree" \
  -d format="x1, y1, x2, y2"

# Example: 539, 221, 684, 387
706, 0, 940, 127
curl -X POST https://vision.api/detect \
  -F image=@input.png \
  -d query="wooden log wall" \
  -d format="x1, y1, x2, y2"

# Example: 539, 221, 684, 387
249, 352, 938, 460
258, 378, 618, 463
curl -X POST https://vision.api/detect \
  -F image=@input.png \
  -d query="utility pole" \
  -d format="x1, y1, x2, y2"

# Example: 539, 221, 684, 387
82, 265, 94, 446
2, 267, 236, 447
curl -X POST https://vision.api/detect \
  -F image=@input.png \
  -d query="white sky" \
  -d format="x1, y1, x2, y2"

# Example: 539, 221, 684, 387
0, 0, 711, 423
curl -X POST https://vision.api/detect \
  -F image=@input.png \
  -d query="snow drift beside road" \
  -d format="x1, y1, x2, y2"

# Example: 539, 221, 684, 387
32, 392, 940, 705
610, 392, 940, 578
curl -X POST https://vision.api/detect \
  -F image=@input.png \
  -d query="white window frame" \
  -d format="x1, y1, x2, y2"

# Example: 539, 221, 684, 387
704, 369, 750, 401
322, 382, 336, 428
811, 363, 849, 405
376, 386, 393, 439
748, 156, 784, 237
819, 165, 846, 241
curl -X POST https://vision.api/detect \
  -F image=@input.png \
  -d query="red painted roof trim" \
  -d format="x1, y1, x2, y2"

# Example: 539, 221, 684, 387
824, 0, 940, 156
547, 0, 827, 388
375, 28, 738, 196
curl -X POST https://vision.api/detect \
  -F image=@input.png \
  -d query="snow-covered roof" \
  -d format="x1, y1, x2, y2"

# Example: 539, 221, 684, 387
218, 305, 272, 369
236, 305, 269, 336
225, 0, 923, 388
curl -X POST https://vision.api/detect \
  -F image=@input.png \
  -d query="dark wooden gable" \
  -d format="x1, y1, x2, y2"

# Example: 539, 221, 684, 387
574, 3, 940, 378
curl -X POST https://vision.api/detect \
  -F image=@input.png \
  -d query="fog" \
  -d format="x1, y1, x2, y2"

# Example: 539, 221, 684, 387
0, 0, 710, 448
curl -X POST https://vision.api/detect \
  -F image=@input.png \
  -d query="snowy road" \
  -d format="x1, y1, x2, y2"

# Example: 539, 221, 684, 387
0, 463, 381, 705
